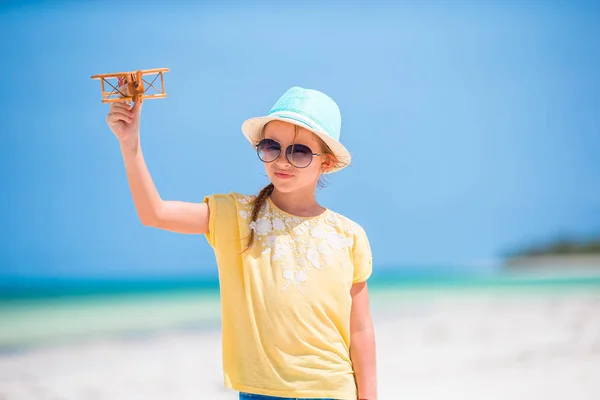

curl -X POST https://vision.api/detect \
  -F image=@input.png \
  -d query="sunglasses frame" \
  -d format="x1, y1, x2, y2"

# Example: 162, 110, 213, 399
255, 138, 322, 169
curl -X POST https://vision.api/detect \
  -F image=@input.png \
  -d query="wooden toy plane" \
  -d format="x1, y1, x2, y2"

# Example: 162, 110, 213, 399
91, 68, 169, 104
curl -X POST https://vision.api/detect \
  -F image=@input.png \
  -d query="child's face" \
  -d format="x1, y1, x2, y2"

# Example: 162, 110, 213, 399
260, 120, 331, 194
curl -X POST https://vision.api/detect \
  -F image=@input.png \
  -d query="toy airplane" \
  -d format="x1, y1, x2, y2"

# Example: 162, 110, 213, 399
91, 68, 169, 104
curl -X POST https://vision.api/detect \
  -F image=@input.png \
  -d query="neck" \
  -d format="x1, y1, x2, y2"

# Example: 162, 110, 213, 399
269, 186, 325, 217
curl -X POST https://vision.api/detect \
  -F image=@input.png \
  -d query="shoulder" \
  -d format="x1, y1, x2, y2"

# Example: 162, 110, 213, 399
204, 192, 258, 223
327, 210, 373, 279
204, 192, 257, 207
203, 192, 257, 247
325, 210, 370, 249
326, 210, 368, 235
233, 192, 258, 206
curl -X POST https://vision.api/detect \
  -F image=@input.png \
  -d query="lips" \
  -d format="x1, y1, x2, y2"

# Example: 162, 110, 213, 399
274, 172, 294, 179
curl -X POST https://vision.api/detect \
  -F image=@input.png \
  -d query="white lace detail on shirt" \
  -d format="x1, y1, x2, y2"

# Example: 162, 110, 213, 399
237, 195, 356, 294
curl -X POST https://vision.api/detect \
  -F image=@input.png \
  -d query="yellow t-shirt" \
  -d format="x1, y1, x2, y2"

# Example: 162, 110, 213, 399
203, 192, 373, 400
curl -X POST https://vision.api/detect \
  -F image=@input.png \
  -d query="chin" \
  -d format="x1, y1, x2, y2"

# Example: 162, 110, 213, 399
271, 177, 319, 195
270, 179, 298, 193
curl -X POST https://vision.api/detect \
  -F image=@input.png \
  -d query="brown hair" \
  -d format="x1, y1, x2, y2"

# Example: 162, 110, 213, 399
243, 123, 346, 252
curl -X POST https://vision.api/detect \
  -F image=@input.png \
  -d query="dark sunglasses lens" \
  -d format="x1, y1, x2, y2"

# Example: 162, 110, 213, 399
257, 139, 281, 163
286, 144, 313, 168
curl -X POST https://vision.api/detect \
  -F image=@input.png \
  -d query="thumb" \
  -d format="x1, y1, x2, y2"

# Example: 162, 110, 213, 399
131, 99, 143, 114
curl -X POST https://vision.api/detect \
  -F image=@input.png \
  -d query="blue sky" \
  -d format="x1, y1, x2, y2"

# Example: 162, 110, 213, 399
1, 1, 599, 279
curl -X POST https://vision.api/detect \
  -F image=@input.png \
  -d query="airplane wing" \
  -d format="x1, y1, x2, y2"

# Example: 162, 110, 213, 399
90, 68, 169, 80
91, 68, 170, 103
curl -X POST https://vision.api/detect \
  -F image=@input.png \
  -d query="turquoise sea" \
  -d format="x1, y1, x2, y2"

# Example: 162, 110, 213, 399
2, 267, 599, 352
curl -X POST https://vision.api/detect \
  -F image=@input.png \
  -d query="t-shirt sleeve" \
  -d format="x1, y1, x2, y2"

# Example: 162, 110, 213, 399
351, 226, 373, 283
203, 192, 240, 249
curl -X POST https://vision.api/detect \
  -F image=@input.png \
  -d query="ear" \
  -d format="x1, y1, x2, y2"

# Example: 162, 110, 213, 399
321, 155, 336, 173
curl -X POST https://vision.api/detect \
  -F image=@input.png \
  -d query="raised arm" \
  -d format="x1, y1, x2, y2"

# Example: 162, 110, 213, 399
107, 101, 209, 234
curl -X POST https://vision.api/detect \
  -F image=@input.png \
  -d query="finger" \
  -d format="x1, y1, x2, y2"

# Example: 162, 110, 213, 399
110, 105, 133, 115
110, 102, 130, 110
131, 99, 143, 114
109, 107, 134, 120
107, 116, 133, 126
107, 110, 133, 124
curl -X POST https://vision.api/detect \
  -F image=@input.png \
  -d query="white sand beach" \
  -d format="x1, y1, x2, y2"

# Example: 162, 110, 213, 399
1, 285, 599, 400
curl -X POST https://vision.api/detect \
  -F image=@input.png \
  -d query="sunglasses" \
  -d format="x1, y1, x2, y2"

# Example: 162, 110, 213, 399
256, 138, 322, 168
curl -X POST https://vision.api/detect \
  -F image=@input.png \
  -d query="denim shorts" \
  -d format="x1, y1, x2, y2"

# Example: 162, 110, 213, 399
239, 392, 336, 400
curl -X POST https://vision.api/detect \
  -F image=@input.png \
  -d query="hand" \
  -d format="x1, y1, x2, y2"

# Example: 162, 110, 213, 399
106, 100, 142, 151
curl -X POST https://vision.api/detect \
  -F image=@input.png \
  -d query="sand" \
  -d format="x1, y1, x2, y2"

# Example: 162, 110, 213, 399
1, 286, 599, 400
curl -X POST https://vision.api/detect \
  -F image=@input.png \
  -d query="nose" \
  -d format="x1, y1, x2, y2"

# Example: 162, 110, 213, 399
274, 146, 292, 169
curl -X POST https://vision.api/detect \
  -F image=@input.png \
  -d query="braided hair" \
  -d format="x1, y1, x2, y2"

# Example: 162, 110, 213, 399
244, 183, 274, 252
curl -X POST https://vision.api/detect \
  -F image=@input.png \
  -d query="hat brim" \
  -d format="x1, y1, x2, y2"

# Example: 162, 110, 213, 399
241, 115, 351, 174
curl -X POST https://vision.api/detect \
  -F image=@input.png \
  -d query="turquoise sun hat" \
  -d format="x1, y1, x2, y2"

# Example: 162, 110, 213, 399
241, 86, 351, 173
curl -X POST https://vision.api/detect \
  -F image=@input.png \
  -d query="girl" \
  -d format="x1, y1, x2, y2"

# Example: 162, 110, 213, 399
106, 86, 377, 400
